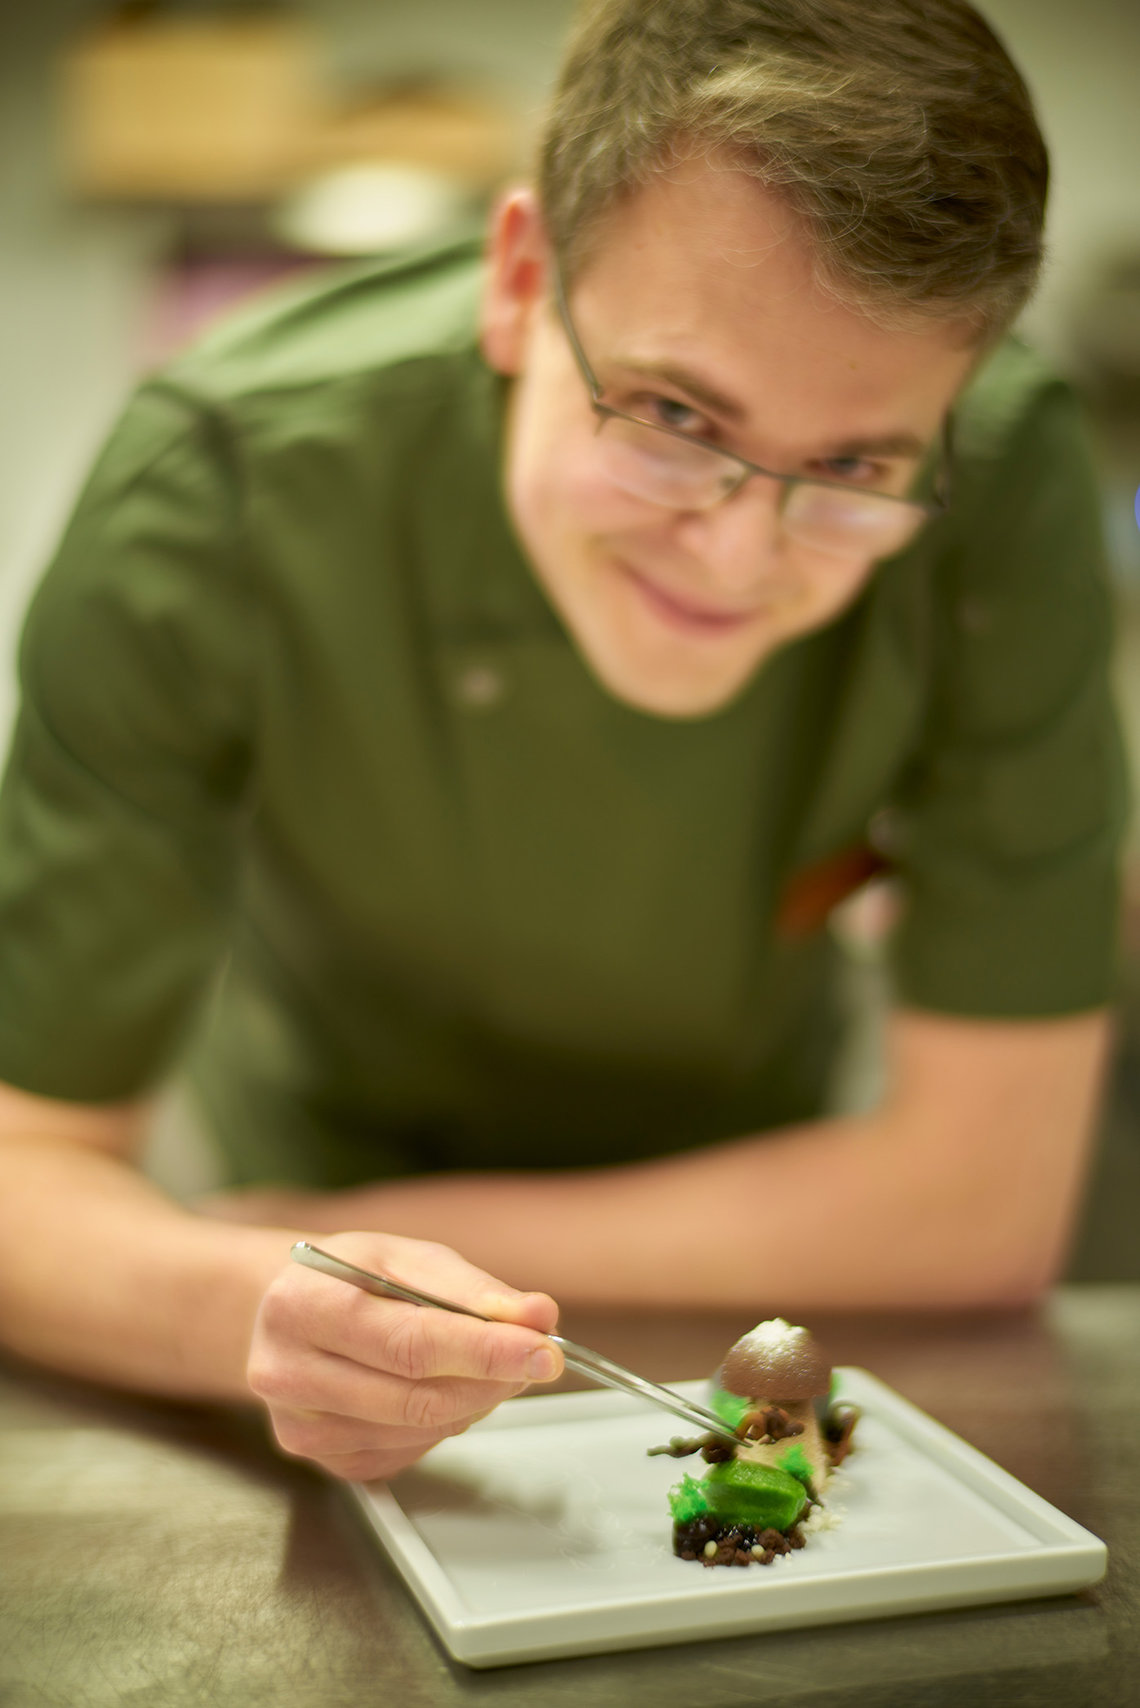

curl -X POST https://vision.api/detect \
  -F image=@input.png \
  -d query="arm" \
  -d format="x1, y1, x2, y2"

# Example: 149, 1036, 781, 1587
204, 1007, 1111, 1311
0, 1079, 561, 1479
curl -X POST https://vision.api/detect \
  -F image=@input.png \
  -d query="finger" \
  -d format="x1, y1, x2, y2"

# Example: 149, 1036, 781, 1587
307, 1407, 499, 1481
270, 1405, 458, 1462
270, 1406, 433, 1461
252, 1343, 533, 1434
271, 1270, 563, 1385
341, 1232, 561, 1336
305, 1444, 452, 1483
361, 1298, 561, 1385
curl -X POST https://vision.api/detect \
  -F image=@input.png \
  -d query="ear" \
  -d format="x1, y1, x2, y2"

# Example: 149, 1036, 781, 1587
480, 187, 552, 375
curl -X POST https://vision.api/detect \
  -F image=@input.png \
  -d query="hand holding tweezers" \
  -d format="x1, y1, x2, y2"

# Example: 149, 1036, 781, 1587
290, 1240, 738, 1443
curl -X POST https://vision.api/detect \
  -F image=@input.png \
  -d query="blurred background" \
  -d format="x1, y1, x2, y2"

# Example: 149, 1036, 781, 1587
1, 0, 1138, 1277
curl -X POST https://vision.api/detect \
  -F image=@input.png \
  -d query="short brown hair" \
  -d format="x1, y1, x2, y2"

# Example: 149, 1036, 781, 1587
538, 0, 1049, 338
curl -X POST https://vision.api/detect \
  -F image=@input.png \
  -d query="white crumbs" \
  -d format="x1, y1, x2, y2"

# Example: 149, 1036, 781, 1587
738, 1318, 799, 1355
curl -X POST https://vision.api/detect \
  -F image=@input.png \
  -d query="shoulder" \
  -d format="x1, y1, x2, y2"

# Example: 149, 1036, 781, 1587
919, 335, 1107, 631
162, 229, 487, 420
947, 336, 1094, 517
64, 232, 493, 527
952, 335, 1059, 455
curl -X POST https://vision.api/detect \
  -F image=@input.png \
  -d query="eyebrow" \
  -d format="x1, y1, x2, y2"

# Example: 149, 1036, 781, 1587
822, 430, 928, 460
618, 358, 748, 423
615, 358, 929, 462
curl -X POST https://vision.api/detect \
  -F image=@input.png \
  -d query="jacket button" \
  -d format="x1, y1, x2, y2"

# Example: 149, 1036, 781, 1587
455, 664, 506, 709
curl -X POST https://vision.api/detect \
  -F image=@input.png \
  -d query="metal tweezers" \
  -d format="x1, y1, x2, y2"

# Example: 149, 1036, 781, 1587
290, 1240, 738, 1443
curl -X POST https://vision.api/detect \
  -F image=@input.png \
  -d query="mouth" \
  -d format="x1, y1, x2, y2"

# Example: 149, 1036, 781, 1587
619, 563, 765, 636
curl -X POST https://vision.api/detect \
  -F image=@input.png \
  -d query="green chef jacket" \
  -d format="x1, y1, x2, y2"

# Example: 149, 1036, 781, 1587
0, 235, 1126, 1186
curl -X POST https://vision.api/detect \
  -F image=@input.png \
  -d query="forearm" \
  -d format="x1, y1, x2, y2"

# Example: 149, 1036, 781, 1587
256, 1011, 1108, 1312
319, 1111, 972, 1311
206, 1120, 912, 1308
0, 1135, 301, 1399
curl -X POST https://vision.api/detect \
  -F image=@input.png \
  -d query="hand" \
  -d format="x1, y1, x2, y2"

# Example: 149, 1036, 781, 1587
247, 1231, 562, 1481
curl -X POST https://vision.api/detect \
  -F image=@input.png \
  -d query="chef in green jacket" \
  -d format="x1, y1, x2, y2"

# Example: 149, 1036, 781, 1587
0, 0, 1125, 1481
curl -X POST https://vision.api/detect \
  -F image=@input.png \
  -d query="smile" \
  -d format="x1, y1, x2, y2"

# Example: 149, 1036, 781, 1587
620, 563, 765, 635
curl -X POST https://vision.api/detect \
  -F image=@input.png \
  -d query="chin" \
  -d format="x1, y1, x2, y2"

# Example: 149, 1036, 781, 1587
590, 649, 771, 720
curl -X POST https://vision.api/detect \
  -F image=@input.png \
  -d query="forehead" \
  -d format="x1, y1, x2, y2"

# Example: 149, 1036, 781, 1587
568, 162, 976, 440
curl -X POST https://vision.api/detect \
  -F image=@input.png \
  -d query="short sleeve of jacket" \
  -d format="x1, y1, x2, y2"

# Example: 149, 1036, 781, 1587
0, 382, 254, 1101
888, 364, 1128, 1017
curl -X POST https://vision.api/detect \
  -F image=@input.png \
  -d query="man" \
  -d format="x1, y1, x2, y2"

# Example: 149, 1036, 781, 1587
0, 0, 1124, 1483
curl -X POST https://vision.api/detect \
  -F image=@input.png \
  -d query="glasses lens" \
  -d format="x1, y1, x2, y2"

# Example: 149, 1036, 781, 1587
597, 416, 736, 508
782, 483, 926, 558
595, 415, 929, 556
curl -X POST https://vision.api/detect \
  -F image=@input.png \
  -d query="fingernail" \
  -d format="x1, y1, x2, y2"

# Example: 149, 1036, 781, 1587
526, 1347, 558, 1382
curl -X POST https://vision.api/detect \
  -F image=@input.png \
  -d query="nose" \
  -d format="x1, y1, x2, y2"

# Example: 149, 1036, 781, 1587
671, 475, 785, 594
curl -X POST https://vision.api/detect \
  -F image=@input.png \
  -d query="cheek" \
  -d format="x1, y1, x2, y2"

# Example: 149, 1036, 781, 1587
502, 353, 666, 549
509, 422, 642, 547
803, 552, 877, 616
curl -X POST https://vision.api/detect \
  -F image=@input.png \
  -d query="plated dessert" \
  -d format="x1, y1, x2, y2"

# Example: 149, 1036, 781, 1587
649, 1319, 859, 1568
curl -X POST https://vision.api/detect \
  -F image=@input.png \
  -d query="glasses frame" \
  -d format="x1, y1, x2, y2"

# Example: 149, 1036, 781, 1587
552, 265, 954, 533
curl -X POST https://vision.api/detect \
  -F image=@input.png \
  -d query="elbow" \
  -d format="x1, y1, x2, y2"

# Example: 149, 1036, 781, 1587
989, 1238, 1068, 1311
969, 1267, 1052, 1312
879, 1171, 1071, 1311
925, 1222, 1067, 1312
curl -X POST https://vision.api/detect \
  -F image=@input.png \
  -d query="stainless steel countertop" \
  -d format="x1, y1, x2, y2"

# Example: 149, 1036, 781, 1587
2, 1285, 1137, 1706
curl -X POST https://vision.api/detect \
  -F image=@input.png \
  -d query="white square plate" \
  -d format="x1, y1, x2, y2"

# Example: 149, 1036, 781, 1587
349, 1367, 1106, 1669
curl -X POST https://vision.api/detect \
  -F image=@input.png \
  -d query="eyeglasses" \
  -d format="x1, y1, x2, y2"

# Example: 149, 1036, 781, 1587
553, 268, 952, 560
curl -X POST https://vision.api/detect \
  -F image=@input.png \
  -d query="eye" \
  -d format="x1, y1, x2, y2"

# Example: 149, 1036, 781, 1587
629, 392, 713, 438
810, 455, 885, 486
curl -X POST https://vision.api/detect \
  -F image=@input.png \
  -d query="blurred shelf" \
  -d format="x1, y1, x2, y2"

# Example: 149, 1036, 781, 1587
59, 15, 524, 204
